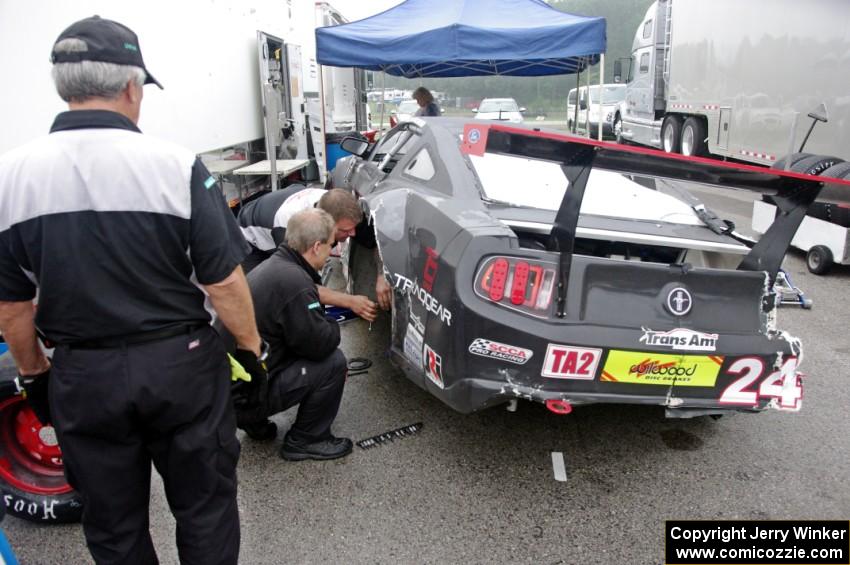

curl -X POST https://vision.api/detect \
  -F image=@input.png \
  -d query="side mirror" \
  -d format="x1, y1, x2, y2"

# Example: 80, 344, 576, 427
472, 108, 478, 113
519, 107, 527, 113
613, 60, 622, 83
340, 137, 370, 157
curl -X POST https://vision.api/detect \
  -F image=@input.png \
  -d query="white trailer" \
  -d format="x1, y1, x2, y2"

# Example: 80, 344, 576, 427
0, 0, 367, 190
613, 0, 850, 165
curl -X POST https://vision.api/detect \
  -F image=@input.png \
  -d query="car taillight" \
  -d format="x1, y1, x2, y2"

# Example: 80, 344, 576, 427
474, 256, 557, 317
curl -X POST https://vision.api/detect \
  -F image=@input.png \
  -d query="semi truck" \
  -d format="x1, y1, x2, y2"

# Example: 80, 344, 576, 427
613, 0, 850, 165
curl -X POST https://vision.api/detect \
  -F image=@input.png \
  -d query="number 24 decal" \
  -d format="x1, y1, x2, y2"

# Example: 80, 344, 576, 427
719, 356, 802, 410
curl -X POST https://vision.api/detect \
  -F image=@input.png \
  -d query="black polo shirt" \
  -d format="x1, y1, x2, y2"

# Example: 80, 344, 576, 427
0, 110, 250, 342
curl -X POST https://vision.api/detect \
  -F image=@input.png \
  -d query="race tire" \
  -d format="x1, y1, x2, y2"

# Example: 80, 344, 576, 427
820, 161, 850, 180
772, 152, 813, 171
681, 117, 707, 157
0, 396, 82, 524
661, 115, 683, 154
787, 155, 844, 176
806, 245, 833, 275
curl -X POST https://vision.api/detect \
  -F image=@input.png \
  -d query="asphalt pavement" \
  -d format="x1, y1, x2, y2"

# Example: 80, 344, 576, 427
4, 188, 849, 564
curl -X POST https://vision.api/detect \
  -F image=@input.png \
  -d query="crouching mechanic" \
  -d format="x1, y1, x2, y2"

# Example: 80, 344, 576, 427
239, 208, 352, 460
238, 186, 392, 316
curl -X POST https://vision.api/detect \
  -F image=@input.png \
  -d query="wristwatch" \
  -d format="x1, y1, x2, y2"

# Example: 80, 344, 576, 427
258, 339, 270, 363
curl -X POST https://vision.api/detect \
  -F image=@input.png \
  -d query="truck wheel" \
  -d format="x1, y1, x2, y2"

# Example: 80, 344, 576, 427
661, 115, 682, 153
788, 155, 844, 176
0, 396, 83, 523
806, 245, 833, 275
614, 114, 624, 144
772, 153, 813, 171
821, 162, 850, 180
681, 117, 707, 157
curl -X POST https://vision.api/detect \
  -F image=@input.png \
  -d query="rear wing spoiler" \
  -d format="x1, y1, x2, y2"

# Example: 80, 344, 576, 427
460, 123, 850, 316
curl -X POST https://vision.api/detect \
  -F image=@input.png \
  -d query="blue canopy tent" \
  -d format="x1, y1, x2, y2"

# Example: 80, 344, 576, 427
315, 0, 606, 78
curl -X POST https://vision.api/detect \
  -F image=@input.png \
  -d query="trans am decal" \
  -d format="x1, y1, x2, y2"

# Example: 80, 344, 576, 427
601, 351, 724, 386
468, 338, 532, 365
639, 327, 719, 352
541, 344, 602, 380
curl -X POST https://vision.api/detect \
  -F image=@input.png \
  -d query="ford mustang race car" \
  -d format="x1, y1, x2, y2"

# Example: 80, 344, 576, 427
333, 118, 849, 417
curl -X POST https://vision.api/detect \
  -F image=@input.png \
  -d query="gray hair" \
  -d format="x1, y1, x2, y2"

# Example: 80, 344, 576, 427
285, 208, 335, 253
51, 38, 146, 102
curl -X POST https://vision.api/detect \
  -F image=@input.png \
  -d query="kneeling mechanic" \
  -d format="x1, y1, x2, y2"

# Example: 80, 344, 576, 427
239, 208, 352, 460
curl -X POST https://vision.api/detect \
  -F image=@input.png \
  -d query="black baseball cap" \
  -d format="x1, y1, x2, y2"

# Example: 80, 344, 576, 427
50, 15, 163, 89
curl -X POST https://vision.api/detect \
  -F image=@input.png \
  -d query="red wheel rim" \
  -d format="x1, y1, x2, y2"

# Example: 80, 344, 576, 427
0, 396, 73, 495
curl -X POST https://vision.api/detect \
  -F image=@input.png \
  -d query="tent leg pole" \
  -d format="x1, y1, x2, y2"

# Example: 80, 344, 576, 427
379, 72, 387, 134
573, 70, 580, 133
585, 58, 590, 138
598, 54, 604, 141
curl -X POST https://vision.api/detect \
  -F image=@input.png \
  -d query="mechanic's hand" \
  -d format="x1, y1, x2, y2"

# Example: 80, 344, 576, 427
349, 295, 378, 322
231, 345, 269, 413
375, 274, 392, 311
20, 369, 51, 426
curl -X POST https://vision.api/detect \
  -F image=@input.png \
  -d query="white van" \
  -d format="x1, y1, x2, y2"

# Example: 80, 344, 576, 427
567, 84, 626, 138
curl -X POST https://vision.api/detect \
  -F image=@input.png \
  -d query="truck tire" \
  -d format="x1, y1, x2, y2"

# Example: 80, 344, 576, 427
772, 153, 813, 171
806, 245, 833, 275
817, 161, 850, 180
614, 114, 624, 144
681, 117, 707, 157
788, 155, 844, 176
0, 396, 83, 524
661, 115, 682, 154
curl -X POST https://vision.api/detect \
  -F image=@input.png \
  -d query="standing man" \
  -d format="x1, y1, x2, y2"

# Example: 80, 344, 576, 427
0, 16, 262, 564
241, 209, 352, 460
238, 185, 390, 319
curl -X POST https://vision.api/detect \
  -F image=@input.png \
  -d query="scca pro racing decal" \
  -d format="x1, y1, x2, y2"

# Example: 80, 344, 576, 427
601, 350, 723, 386
468, 338, 532, 365
639, 327, 718, 352
423, 344, 444, 389
541, 344, 602, 380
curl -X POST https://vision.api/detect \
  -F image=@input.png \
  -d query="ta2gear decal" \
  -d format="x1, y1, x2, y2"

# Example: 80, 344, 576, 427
639, 327, 718, 352
541, 345, 602, 380
666, 287, 693, 316
468, 338, 533, 365
601, 350, 723, 386
423, 344, 444, 389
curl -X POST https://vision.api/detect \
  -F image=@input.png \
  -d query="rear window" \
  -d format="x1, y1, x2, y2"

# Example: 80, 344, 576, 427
479, 100, 519, 113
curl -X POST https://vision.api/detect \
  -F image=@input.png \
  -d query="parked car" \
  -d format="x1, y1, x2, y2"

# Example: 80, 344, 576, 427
567, 84, 626, 138
389, 99, 419, 127
473, 98, 525, 123
330, 118, 827, 417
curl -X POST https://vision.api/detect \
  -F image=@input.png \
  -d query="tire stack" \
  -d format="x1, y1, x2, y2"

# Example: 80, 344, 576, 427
770, 153, 850, 274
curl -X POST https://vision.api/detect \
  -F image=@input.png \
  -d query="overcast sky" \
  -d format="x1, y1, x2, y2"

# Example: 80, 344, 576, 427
325, 0, 403, 23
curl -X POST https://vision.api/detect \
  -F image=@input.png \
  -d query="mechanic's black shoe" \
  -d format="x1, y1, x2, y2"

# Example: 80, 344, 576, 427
280, 435, 353, 461
241, 419, 277, 441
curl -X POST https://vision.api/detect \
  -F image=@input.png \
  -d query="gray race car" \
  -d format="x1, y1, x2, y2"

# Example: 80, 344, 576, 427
332, 118, 845, 417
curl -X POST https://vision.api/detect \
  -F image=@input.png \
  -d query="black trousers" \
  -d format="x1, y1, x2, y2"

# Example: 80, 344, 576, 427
50, 325, 240, 565
265, 349, 347, 444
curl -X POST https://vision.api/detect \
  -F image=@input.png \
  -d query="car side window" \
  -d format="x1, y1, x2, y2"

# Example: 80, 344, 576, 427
639, 53, 650, 73
642, 19, 653, 39
376, 127, 420, 174
403, 148, 435, 181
